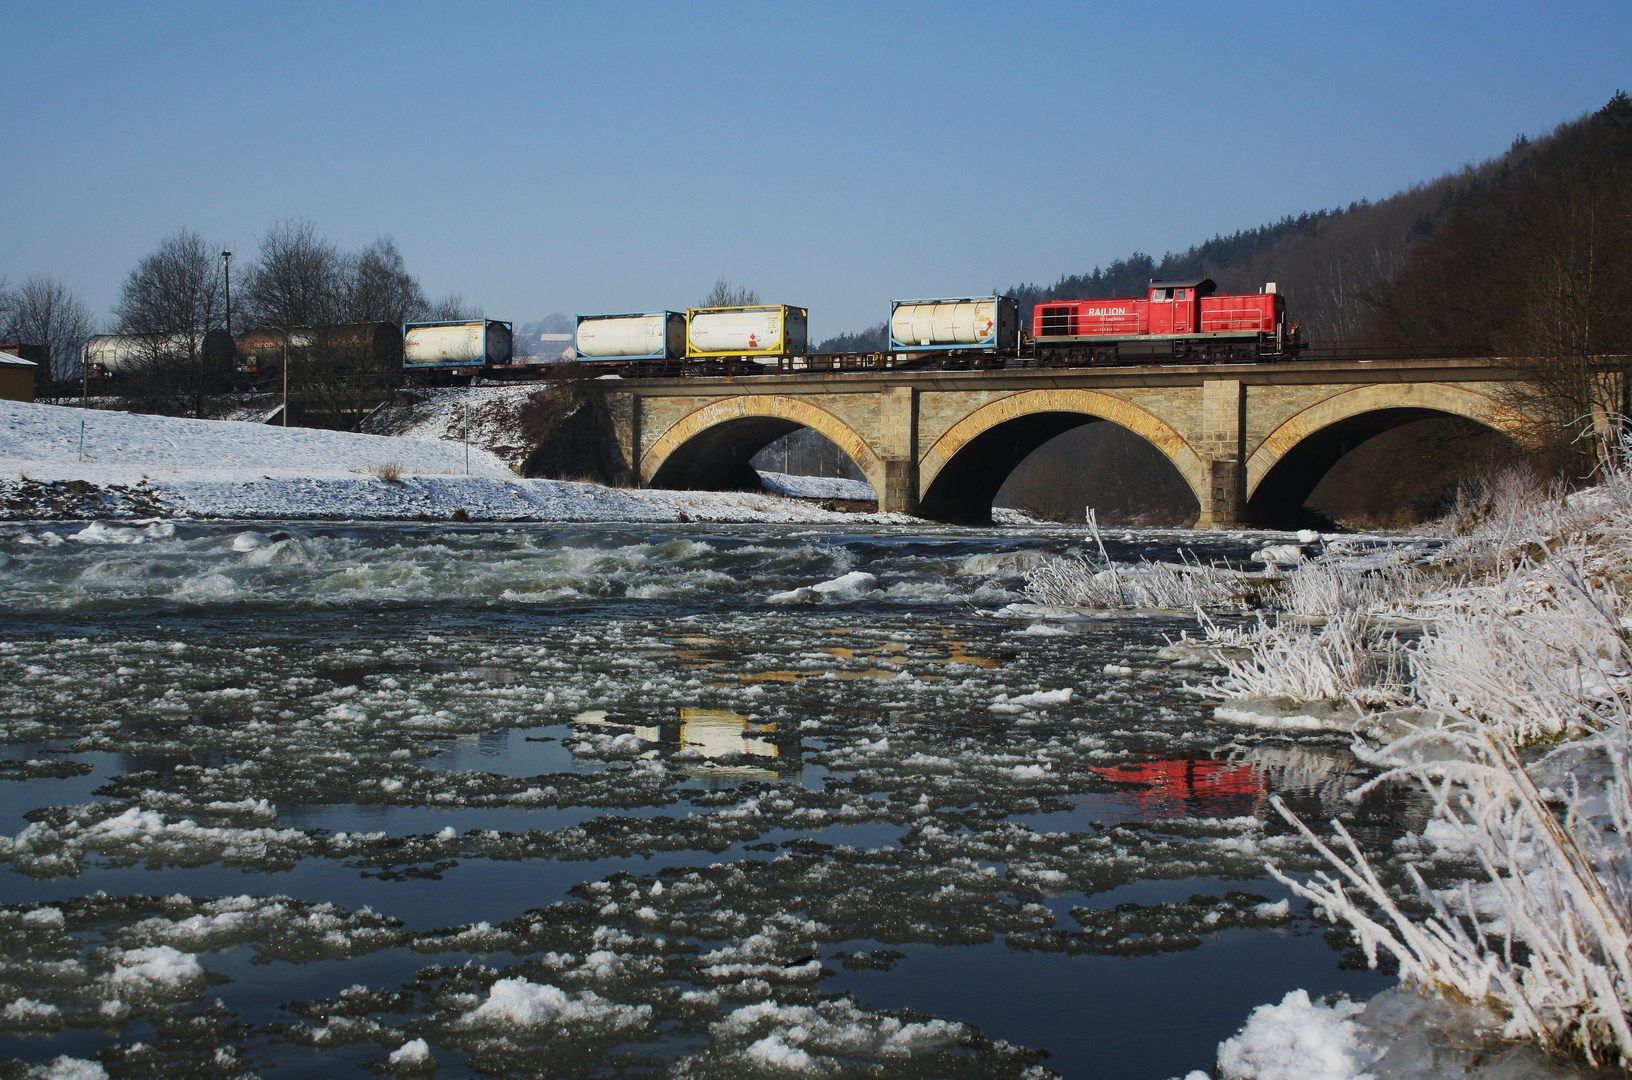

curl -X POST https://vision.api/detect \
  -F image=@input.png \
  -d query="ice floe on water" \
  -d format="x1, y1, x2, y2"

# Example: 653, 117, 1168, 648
0, 521, 1425, 1077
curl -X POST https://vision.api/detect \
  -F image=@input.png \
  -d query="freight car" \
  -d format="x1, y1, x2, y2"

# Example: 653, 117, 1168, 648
235, 323, 401, 375
1032, 279, 1292, 360
82, 330, 236, 378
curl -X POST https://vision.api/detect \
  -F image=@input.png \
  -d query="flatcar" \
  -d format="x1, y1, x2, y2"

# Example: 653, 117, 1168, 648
1032, 279, 1292, 360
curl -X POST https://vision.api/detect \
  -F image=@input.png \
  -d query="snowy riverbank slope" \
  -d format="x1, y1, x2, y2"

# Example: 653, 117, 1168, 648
0, 400, 908, 524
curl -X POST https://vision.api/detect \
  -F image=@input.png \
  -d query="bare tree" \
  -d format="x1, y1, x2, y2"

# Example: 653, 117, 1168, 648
342, 238, 429, 325
425, 293, 477, 321
242, 219, 344, 328
700, 278, 760, 307
5, 275, 95, 392
112, 229, 232, 417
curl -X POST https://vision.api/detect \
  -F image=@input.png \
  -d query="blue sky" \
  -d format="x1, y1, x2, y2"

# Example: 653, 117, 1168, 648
3, 1, 1628, 339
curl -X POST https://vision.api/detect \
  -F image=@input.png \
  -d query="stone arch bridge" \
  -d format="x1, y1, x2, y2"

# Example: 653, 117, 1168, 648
596, 357, 1532, 526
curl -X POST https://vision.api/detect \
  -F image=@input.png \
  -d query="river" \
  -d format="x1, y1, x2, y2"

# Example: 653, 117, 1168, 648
0, 521, 1412, 1078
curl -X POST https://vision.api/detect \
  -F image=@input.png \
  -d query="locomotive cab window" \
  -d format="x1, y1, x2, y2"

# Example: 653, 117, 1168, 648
1174, 289, 1186, 301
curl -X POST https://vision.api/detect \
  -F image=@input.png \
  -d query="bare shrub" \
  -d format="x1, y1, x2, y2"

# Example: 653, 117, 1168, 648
371, 462, 404, 484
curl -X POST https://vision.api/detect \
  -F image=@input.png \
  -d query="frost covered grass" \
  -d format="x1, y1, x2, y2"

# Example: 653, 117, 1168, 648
1230, 431, 1632, 1070
1023, 514, 1259, 613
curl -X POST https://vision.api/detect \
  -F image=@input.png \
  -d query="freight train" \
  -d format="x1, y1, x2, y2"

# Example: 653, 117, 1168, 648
548, 279, 1296, 376
79, 281, 1297, 386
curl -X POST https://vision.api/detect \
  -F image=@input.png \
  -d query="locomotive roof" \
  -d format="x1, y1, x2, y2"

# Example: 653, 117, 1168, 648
1148, 278, 1216, 293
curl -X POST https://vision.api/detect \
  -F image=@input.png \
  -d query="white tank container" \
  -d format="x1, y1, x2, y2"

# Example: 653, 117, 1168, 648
687, 306, 806, 356
890, 299, 998, 347
575, 312, 684, 359
82, 332, 227, 372
404, 322, 484, 365
403, 320, 511, 366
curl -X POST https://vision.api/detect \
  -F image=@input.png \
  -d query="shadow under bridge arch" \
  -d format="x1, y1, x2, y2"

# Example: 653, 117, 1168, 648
917, 390, 1206, 525
642, 395, 884, 495
1245, 384, 1526, 525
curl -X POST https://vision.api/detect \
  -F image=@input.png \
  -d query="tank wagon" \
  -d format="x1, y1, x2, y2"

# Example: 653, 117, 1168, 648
1032, 279, 1290, 360
235, 323, 401, 375
82, 330, 236, 378
686, 305, 807, 360
889, 296, 1019, 353
403, 319, 513, 373
574, 312, 686, 362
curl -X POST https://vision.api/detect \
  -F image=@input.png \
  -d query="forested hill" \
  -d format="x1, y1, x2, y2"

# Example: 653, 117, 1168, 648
997, 93, 1630, 342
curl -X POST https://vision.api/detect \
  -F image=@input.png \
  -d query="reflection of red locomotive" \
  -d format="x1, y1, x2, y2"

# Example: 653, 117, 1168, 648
1089, 758, 1265, 818
1033, 279, 1295, 361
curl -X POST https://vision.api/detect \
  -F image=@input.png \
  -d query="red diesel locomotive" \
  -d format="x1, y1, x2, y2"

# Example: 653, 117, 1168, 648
1032, 278, 1294, 360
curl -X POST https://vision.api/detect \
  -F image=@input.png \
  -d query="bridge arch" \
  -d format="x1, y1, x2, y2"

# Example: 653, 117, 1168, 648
918, 389, 1206, 524
642, 395, 885, 495
1246, 383, 1526, 523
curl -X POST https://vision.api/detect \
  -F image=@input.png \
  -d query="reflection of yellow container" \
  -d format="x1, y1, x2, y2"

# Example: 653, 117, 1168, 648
685, 306, 808, 358
679, 708, 779, 760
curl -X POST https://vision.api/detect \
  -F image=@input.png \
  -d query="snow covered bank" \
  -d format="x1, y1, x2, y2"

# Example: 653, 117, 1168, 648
0, 400, 915, 524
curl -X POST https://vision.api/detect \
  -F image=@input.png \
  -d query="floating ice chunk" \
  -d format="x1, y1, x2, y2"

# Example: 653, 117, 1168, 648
1296, 529, 1322, 544
1016, 622, 1070, 637
1009, 688, 1073, 707
387, 1038, 434, 1067
3, 997, 61, 1023
70, 522, 146, 545
1213, 989, 1372, 1080
1103, 663, 1135, 676
746, 1033, 819, 1071
23, 1058, 107, 1080
459, 977, 649, 1030
957, 551, 1045, 576
1213, 697, 1360, 733
23, 906, 65, 927
767, 571, 879, 604
109, 945, 204, 988
1252, 544, 1306, 566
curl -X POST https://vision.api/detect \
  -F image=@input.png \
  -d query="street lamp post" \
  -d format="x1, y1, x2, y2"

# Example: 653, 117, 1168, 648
221, 251, 232, 338
281, 326, 289, 427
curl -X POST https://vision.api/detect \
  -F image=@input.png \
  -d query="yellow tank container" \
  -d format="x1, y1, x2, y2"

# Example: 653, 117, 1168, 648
685, 305, 808, 358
